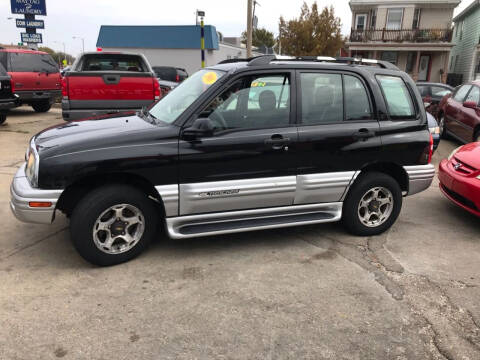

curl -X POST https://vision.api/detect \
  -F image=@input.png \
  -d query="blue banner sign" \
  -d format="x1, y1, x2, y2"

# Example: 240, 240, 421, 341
16, 18, 45, 29
11, 0, 47, 16
21, 33, 43, 44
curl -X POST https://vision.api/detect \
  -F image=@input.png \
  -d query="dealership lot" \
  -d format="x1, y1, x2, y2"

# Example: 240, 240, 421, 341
1, 108, 480, 359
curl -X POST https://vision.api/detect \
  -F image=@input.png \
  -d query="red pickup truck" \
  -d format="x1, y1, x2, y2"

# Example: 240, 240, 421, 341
62, 52, 160, 121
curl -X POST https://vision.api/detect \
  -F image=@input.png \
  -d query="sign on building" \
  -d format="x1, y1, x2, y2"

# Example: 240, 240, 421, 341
11, 0, 47, 16
16, 18, 44, 29
21, 33, 42, 44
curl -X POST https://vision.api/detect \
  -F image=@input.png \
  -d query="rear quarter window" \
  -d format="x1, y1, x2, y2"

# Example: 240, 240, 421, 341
376, 75, 416, 120
81, 54, 147, 72
8, 52, 58, 73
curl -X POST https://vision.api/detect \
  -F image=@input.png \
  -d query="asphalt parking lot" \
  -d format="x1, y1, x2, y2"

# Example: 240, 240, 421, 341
1, 107, 480, 359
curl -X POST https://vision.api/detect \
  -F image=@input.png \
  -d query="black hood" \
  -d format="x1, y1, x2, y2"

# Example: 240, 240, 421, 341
34, 113, 178, 159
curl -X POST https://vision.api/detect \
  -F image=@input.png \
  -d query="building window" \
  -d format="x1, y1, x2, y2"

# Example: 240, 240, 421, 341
460, 20, 464, 40
370, 9, 377, 30
381, 51, 398, 65
355, 14, 367, 30
413, 9, 421, 30
406, 52, 417, 73
455, 55, 459, 72
386, 8, 403, 30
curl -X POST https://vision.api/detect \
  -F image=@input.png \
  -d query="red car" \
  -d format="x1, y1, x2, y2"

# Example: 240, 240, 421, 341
0, 48, 61, 112
439, 142, 480, 216
438, 81, 480, 143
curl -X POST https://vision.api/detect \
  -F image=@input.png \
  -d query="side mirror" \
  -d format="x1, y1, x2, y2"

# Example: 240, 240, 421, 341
182, 118, 215, 140
463, 101, 478, 109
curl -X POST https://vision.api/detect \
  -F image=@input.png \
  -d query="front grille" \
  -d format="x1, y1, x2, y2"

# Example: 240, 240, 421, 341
452, 157, 476, 175
442, 184, 478, 211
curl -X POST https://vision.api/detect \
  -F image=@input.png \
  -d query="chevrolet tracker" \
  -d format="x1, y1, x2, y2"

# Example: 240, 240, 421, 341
10, 55, 435, 266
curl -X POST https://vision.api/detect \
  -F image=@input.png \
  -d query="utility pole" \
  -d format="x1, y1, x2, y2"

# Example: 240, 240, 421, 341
247, 0, 253, 58
197, 10, 206, 68
73, 36, 85, 53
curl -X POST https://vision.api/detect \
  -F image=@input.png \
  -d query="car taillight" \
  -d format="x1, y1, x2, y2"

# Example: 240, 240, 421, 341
176, 74, 180, 82
154, 79, 160, 100
61, 77, 68, 99
10, 78, 15, 94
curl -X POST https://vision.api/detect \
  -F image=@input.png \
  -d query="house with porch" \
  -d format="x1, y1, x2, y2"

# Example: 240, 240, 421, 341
449, 0, 480, 84
346, 0, 460, 83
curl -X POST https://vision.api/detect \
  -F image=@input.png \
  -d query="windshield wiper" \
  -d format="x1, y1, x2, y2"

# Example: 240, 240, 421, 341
137, 106, 158, 125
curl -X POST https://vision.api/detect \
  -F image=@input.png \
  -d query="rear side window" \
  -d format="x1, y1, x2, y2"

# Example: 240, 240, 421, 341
81, 54, 146, 72
8, 52, 58, 73
431, 86, 451, 97
453, 85, 472, 102
300, 73, 343, 125
417, 85, 429, 97
465, 86, 480, 104
344, 75, 372, 120
153, 66, 176, 81
376, 75, 416, 119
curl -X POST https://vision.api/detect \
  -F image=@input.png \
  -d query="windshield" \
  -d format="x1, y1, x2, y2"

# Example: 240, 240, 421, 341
148, 69, 225, 124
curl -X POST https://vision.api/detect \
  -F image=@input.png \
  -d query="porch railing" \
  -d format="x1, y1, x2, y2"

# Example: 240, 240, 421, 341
349, 28, 453, 43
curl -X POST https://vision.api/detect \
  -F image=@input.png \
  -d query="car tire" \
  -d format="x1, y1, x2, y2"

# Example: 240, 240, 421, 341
474, 130, 480, 142
438, 114, 447, 139
342, 172, 402, 236
32, 100, 52, 113
0, 113, 6, 125
70, 184, 159, 266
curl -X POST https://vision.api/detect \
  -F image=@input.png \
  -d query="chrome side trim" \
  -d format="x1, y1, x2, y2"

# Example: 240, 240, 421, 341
404, 164, 435, 196
10, 164, 63, 224
166, 202, 342, 239
295, 171, 356, 204
155, 184, 178, 217
340, 170, 361, 201
179, 176, 296, 215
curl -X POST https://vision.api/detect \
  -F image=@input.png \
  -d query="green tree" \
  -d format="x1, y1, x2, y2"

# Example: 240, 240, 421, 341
278, 2, 344, 56
242, 27, 275, 48
38, 46, 75, 66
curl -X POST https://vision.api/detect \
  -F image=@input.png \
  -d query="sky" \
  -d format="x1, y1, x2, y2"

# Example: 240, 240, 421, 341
0, 0, 474, 56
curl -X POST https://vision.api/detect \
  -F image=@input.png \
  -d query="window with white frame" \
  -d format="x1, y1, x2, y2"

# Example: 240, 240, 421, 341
355, 14, 367, 30
386, 8, 403, 30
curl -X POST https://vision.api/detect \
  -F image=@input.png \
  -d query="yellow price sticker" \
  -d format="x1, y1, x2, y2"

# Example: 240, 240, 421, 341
202, 71, 218, 85
251, 81, 266, 87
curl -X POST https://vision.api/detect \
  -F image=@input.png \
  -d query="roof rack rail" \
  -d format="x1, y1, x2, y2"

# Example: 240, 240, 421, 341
246, 55, 399, 70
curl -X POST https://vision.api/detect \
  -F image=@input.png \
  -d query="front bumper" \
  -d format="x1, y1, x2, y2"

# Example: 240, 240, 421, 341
438, 159, 480, 216
0, 95, 19, 110
10, 164, 63, 224
404, 164, 436, 196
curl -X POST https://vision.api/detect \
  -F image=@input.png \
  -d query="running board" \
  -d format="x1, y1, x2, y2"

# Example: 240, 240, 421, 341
166, 202, 342, 239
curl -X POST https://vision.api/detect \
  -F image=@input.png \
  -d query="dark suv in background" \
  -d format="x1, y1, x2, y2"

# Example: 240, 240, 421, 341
0, 63, 18, 125
10, 55, 434, 266
152, 66, 188, 94
0, 48, 61, 113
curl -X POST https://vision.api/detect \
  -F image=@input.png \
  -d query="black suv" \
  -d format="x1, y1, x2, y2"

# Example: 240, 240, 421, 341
10, 55, 435, 266
0, 63, 18, 125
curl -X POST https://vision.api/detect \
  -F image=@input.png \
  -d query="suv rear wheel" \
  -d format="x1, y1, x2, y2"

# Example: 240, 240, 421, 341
32, 100, 52, 113
342, 172, 402, 236
70, 184, 159, 266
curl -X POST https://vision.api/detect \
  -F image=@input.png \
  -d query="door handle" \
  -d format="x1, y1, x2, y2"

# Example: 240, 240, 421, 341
265, 135, 290, 150
353, 128, 375, 140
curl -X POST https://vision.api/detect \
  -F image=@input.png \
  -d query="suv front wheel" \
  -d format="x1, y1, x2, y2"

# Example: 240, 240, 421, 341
70, 184, 159, 266
342, 172, 402, 236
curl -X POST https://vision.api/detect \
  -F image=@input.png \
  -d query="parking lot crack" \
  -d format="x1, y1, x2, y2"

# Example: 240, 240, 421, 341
1, 227, 68, 260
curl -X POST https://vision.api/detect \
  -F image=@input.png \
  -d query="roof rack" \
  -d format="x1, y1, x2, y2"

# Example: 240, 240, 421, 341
246, 55, 399, 70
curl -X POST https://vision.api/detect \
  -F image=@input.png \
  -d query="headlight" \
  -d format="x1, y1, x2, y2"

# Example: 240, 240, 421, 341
25, 139, 39, 187
429, 126, 440, 135
448, 146, 462, 161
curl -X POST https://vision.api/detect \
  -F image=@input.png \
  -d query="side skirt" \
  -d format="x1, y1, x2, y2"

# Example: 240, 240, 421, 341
166, 202, 343, 239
